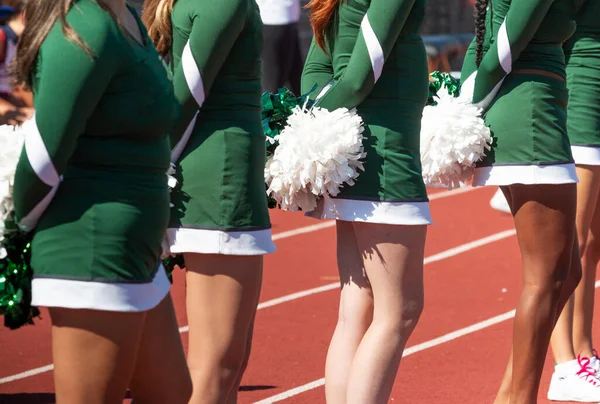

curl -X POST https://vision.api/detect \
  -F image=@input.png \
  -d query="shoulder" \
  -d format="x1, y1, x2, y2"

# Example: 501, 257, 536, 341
189, 0, 248, 19
42, 0, 122, 58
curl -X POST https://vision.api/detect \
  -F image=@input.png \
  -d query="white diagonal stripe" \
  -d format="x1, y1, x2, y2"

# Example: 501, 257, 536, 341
182, 41, 205, 107
171, 111, 198, 163
497, 19, 512, 74
360, 15, 384, 83
23, 116, 60, 187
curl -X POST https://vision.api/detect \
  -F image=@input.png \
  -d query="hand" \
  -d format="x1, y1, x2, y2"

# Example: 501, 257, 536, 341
0, 102, 33, 126
457, 72, 476, 105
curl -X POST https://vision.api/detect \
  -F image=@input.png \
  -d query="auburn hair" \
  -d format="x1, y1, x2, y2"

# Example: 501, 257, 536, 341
142, 0, 175, 57
306, 0, 341, 51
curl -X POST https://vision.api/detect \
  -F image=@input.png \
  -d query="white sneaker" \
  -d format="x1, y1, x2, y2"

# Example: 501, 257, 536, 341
489, 189, 511, 213
547, 358, 600, 402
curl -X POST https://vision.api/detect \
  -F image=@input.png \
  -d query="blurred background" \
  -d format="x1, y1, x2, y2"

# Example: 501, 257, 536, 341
0, 0, 476, 125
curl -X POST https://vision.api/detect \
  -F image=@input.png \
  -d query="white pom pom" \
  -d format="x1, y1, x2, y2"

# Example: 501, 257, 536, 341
265, 106, 365, 212
0, 123, 25, 241
420, 90, 492, 189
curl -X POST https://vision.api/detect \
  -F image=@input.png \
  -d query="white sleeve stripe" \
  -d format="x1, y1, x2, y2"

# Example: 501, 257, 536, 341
171, 111, 198, 164
497, 19, 512, 74
23, 115, 60, 187
182, 41, 206, 107
360, 15, 384, 83
18, 184, 60, 232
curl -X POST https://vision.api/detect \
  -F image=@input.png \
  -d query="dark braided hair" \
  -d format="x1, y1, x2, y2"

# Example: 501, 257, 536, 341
474, 0, 489, 66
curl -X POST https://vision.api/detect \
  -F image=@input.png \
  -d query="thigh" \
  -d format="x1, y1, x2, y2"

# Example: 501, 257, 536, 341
575, 165, 600, 245
50, 308, 146, 404
351, 223, 427, 317
507, 184, 577, 284
184, 254, 263, 356
336, 221, 374, 322
129, 295, 191, 404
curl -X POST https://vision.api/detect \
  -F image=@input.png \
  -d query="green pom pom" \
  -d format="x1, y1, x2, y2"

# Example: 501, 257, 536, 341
261, 85, 317, 154
162, 254, 185, 282
427, 71, 461, 106
0, 224, 39, 330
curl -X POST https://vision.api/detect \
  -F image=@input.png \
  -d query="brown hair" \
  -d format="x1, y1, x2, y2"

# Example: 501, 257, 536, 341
142, 0, 175, 57
474, 0, 488, 66
306, 0, 342, 51
11, 0, 113, 88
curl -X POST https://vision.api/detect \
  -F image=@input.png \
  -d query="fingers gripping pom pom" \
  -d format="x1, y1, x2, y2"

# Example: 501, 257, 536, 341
420, 74, 492, 189
265, 106, 366, 212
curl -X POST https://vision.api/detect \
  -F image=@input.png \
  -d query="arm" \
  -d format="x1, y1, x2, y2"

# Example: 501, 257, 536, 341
460, 38, 478, 83
12, 11, 120, 230
314, 0, 416, 111
169, 0, 247, 151
301, 38, 334, 100
464, 0, 555, 107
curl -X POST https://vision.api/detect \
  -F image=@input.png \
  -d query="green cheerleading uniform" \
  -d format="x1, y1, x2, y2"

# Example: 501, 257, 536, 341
461, 0, 577, 186
565, 0, 600, 165
166, 0, 275, 255
12, 0, 179, 311
300, 0, 432, 225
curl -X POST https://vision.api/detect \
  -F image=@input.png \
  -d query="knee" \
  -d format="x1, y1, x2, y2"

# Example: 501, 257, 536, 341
336, 297, 374, 333
378, 295, 424, 337
400, 296, 425, 334
584, 234, 600, 266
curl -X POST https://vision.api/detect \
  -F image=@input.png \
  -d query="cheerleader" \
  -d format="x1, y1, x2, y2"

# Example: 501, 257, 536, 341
11, 0, 191, 402
461, 0, 582, 402
547, 0, 600, 401
301, 0, 431, 402
143, 0, 276, 402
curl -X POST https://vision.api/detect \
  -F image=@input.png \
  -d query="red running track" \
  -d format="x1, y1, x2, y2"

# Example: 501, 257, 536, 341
0, 186, 598, 404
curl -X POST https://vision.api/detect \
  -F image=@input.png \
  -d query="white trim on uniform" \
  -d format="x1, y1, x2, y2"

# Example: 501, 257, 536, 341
305, 198, 432, 225
18, 184, 60, 232
31, 264, 171, 312
19, 116, 62, 232
497, 19, 512, 74
360, 15, 384, 83
571, 146, 600, 166
23, 116, 60, 187
182, 41, 205, 107
171, 112, 198, 164
166, 227, 276, 256
473, 163, 579, 186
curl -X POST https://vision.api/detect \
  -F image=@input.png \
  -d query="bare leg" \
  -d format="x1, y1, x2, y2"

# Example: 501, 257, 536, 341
345, 222, 427, 403
325, 221, 374, 404
185, 253, 263, 404
129, 294, 192, 404
50, 308, 146, 404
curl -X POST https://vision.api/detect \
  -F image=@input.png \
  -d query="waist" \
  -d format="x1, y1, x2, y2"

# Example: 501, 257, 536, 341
512, 69, 565, 82
67, 135, 171, 176
565, 34, 600, 61
510, 43, 565, 78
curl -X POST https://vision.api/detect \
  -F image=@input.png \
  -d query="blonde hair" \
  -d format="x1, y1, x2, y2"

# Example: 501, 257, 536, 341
142, 0, 175, 57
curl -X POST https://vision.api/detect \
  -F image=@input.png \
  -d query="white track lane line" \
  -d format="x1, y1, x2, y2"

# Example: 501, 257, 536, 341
254, 280, 600, 404
0, 187, 481, 385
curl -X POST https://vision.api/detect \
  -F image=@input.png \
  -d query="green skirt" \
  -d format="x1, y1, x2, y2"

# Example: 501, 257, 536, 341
566, 61, 600, 165
167, 120, 276, 255
473, 73, 577, 185
31, 168, 171, 312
